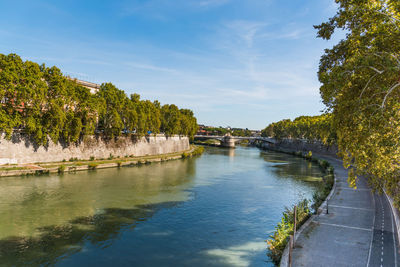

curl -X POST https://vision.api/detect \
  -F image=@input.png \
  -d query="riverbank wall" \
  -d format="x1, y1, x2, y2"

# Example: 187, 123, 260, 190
0, 145, 203, 177
0, 133, 189, 165
257, 138, 338, 157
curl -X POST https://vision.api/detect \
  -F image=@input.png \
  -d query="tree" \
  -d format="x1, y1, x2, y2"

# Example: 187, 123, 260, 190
315, 0, 400, 200
97, 83, 126, 138
0, 53, 199, 147
261, 115, 335, 144
161, 104, 181, 136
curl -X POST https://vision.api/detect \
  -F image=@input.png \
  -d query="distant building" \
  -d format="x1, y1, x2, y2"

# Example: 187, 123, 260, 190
67, 77, 100, 94
196, 124, 210, 135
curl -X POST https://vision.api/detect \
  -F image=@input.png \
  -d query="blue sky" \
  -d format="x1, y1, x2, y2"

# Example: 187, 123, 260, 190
0, 0, 340, 130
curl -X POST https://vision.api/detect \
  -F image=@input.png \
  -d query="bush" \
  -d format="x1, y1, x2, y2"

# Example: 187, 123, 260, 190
192, 146, 205, 156
58, 165, 66, 174
90, 156, 95, 161
116, 161, 122, 167
312, 173, 334, 213
108, 153, 114, 160
88, 163, 99, 170
267, 199, 311, 265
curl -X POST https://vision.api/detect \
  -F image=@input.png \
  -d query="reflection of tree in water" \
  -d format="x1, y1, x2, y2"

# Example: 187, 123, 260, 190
0, 159, 197, 239
0, 159, 198, 266
260, 151, 324, 184
0, 202, 181, 266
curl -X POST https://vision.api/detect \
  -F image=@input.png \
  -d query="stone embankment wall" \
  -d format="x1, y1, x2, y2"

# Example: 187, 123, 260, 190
258, 138, 338, 157
0, 134, 189, 164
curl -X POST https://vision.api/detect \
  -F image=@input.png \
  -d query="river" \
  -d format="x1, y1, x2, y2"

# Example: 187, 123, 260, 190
0, 146, 325, 266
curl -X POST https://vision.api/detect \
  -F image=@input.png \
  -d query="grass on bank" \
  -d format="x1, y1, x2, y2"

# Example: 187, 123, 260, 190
267, 151, 335, 266
0, 166, 27, 171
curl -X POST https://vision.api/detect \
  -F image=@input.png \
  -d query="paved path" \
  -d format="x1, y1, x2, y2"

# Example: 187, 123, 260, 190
291, 155, 400, 267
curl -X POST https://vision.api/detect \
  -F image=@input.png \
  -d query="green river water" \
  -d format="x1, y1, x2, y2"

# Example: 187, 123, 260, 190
0, 146, 325, 266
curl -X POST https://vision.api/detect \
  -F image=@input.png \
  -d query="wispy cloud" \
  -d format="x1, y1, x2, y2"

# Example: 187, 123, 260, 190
219, 20, 268, 48
125, 62, 179, 74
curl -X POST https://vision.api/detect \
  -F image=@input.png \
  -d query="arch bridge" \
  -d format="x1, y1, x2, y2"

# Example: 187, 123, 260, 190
194, 135, 276, 148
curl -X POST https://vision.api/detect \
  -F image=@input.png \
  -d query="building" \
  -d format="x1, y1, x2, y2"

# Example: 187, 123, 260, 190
67, 77, 100, 94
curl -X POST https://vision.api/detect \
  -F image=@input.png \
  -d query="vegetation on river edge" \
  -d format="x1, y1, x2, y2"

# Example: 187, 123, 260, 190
261, 114, 336, 145
262, 0, 400, 206
0, 53, 198, 146
267, 151, 335, 266
201, 126, 253, 137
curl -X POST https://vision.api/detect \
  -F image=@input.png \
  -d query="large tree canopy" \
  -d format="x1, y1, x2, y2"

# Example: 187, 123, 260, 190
262, 1, 400, 203
316, 0, 400, 197
0, 53, 198, 145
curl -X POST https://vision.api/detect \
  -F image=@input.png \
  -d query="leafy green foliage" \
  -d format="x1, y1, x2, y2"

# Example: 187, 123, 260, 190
192, 145, 204, 156
0, 53, 198, 145
267, 200, 311, 265
312, 164, 335, 213
232, 128, 252, 137
202, 126, 230, 136
88, 162, 99, 170
261, 114, 336, 145
315, 0, 400, 202
57, 165, 65, 174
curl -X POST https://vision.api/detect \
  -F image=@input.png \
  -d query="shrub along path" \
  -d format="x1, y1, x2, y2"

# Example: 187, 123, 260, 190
289, 155, 400, 267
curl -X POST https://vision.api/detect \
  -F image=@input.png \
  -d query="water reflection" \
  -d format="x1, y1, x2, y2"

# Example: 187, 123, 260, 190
0, 159, 196, 265
228, 148, 235, 158
260, 151, 324, 183
0, 202, 180, 266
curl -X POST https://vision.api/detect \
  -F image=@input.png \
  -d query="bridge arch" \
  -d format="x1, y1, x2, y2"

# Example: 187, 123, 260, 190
193, 135, 275, 148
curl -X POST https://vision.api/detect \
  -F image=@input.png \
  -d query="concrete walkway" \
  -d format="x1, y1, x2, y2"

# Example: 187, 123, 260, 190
290, 155, 400, 267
